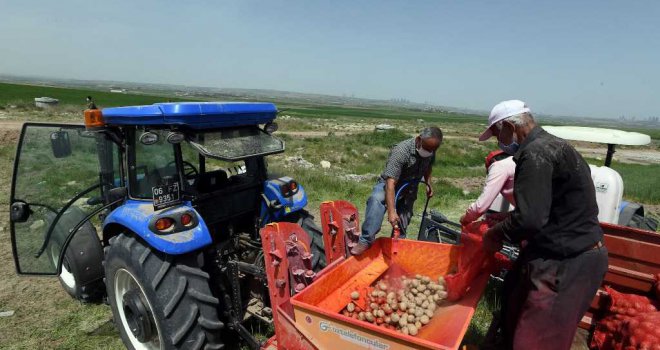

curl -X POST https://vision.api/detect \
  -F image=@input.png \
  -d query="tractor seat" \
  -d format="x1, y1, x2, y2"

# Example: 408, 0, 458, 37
196, 170, 229, 193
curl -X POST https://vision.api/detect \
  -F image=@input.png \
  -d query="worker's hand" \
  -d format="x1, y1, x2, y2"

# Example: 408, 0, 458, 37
387, 211, 400, 228
426, 185, 434, 198
483, 228, 504, 254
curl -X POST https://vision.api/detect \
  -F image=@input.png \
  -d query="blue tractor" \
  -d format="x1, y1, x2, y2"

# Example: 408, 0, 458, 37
9, 102, 325, 349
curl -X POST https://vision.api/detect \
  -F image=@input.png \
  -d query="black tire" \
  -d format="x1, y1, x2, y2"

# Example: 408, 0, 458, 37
47, 210, 105, 303
105, 233, 224, 350
285, 210, 326, 270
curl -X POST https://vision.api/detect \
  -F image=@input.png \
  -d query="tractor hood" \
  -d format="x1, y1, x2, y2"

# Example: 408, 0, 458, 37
102, 102, 277, 129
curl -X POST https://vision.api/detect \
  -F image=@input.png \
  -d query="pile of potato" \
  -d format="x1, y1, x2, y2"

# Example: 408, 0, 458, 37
340, 274, 448, 336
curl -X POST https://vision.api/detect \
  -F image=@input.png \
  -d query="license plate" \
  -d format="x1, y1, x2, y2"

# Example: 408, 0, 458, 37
152, 182, 181, 210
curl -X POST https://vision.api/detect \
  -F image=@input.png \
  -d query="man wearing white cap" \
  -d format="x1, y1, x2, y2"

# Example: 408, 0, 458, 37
479, 100, 608, 350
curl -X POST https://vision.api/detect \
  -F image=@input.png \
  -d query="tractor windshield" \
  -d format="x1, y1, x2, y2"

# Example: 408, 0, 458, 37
187, 127, 284, 161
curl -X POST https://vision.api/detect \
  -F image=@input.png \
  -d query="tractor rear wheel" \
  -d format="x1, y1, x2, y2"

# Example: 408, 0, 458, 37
105, 233, 224, 350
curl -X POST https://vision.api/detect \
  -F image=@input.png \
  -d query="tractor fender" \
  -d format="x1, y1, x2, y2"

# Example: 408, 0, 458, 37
103, 200, 212, 255
261, 178, 308, 223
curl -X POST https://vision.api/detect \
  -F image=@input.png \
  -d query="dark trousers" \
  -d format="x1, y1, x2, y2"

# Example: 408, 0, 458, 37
499, 245, 608, 350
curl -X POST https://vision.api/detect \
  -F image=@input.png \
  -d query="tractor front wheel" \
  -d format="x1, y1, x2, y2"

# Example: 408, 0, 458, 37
105, 233, 224, 350
48, 218, 105, 303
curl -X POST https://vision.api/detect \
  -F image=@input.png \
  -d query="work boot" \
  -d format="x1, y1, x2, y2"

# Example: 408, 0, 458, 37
350, 242, 370, 256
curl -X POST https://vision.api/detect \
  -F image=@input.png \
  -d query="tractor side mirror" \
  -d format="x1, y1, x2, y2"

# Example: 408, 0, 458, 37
10, 201, 31, 223
50, 131, 72, 158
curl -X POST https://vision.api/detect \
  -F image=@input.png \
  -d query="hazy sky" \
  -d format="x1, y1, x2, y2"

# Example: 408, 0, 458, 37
1, 1, 658, 118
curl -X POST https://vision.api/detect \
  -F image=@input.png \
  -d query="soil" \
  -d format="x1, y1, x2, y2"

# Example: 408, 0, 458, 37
0, 121, 21, 145
644, 204, 660, 218
444, 177, 485, 195
574, 146, 660, 165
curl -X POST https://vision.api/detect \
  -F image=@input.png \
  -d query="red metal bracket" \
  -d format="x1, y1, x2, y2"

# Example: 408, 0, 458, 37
320, 200, 361, 264
261, 222, 320, 349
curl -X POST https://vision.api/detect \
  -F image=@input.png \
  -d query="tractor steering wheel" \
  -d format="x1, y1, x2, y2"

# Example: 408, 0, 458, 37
167, 160, 199, 181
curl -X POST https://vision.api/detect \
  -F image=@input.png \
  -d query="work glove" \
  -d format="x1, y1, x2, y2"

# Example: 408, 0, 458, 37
483, 227, 504, 254
459, 214, 471, 226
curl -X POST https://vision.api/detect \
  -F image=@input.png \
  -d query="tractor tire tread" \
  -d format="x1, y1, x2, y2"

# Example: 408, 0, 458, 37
151, 259, 171, 289
164, 276, 187, 318
105, 233, 224, 350
188, 288, 220, 305
191, 332, 206, 350
197, 315, 224, 330
177, 264, 211, 278
138, 248, 151, 265
171, 304, 198, 344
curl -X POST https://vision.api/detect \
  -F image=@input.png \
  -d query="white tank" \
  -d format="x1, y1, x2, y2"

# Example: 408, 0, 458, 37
589, 164, 624, 224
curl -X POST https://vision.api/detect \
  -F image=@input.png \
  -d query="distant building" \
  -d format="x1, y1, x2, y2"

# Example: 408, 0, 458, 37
110, 88, 127, 93
34, 97, 59, 108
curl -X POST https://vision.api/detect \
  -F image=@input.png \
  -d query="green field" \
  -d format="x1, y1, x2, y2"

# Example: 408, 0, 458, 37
280, 104, 485, 123
0, 81, 486, 124
0, 82, 659, 349
0, 82, 196, 108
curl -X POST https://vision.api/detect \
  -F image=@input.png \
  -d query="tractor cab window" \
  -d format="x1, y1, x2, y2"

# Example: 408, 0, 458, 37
131, 129, 178, 199
178, 127, 280, 194
181, 141, 258, 194
187, 127, 284, 161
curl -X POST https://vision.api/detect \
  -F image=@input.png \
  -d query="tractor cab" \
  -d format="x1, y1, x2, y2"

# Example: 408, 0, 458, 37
99, 103, 288, 232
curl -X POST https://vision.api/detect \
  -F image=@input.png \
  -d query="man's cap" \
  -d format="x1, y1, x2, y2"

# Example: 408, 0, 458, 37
479, 100, 530, 141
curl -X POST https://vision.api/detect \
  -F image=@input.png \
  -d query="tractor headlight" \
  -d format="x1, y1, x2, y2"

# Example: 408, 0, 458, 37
166, 132, 185, 144
139, 131, 159, 145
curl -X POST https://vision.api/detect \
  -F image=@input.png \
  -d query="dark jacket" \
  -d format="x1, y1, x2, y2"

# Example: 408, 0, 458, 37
496, 127, 603, 259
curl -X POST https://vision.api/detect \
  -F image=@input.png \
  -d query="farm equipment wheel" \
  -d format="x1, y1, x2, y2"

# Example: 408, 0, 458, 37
47, 213, 105, 303
105, 233, 224, 350
285, 210, 327, 270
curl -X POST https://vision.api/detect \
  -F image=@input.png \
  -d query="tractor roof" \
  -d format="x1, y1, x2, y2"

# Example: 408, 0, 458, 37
101, 102, 277, 129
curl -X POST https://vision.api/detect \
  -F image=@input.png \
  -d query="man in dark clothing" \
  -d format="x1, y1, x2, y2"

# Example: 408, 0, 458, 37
350, 127, 442, 255
479, 100, 608, 350
86, 95, 97, 110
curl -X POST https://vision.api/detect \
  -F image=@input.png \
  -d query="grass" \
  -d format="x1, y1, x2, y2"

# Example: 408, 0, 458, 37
281, 104, 485, 124
462, 278, 502, 345
0, 82, 195, 109
610, 162, 660, 205
271, 129, 483, 222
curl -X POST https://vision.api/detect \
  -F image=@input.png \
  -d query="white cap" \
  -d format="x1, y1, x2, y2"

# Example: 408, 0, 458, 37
479, 100, 531, 141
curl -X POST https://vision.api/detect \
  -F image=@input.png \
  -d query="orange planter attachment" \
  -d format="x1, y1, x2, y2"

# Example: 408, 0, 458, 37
290, 238, 490, 350
320, 201, 361, 264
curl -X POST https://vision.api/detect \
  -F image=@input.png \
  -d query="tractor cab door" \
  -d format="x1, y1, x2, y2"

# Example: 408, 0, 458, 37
10, 123, 109, 275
